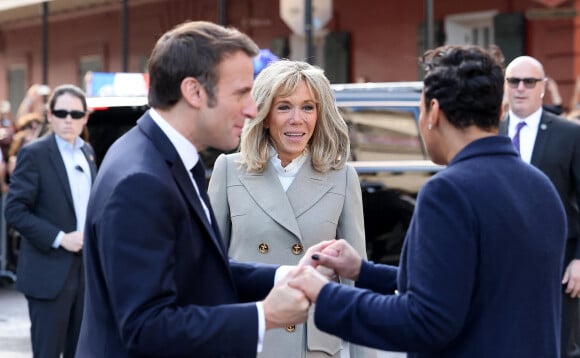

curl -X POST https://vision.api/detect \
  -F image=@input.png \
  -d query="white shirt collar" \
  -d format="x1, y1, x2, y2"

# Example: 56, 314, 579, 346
269, 146, 308, 177
508, 107, 542, 133
54, 133, 85, 152
148, 108, 201, 170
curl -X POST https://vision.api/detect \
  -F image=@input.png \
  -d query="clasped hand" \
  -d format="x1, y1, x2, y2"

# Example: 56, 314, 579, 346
262, 239, 363, 330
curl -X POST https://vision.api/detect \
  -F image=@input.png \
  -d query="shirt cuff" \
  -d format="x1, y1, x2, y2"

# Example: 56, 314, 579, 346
274, 265, 294, 284
52, 231, 64, 249
256, 301, 265, 352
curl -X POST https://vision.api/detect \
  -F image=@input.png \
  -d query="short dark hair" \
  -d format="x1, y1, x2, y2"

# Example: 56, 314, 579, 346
47, 84, 87, 112
147, 21, 259, 109
421, 45, 504, 130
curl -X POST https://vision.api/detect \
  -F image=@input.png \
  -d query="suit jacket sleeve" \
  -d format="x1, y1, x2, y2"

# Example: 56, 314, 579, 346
5, 144, 62, 251
356, 260, 399, 294
230, 259, 277, 302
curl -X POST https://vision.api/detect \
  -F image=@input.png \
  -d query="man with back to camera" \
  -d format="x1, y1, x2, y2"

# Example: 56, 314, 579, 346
75, 21, 311, 357
501, 56, 580, 358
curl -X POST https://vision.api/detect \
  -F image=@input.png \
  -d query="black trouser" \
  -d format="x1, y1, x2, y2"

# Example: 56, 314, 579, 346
562, 238, 580, 358
27, 256, 84, 358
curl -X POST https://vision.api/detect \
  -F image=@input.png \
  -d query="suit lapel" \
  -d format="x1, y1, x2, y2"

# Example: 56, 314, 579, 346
81, 145, 98, 183
239, 164, 303, 239
502, 112, 553, 167
530, 113, 552, 167
137, 114, 228, 259
46, 134, 75, 211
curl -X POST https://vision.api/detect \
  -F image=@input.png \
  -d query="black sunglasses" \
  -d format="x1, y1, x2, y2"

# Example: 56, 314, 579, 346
505, 77, 544, 89
51, 109, 86, 120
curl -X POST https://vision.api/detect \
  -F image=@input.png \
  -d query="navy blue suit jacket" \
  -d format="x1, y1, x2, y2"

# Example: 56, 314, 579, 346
5, 133, 97, 299
76, 113, 276, 357
314, 136, 566, 357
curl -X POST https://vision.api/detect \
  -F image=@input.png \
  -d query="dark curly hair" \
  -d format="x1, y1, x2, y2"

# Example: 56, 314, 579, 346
421, 45, 504, 130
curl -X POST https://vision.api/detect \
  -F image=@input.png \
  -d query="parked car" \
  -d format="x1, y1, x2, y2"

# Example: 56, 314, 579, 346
85, 81, 443, 265
332, 82, 442, 264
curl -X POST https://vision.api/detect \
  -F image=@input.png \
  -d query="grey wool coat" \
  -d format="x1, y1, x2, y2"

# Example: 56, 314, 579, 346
208, 152, 370, 358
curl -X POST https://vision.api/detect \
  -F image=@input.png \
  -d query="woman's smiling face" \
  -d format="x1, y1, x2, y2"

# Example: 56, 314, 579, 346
265, 80, 318, 166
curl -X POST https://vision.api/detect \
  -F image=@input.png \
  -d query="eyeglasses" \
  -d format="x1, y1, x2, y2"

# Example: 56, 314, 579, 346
51, 109, 86, 120
505, 77, 545, 89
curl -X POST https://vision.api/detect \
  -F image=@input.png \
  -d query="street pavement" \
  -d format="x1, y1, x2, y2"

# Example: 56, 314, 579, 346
0, 283, 405, 358
0, 283, 30, 357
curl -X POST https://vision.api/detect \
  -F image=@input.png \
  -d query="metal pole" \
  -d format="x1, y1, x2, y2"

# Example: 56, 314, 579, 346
122, 0, 129, 72
425, 0, 434, 51
42, 2, 48, 84
218, 0, 227, 26
304, 0, 313, 64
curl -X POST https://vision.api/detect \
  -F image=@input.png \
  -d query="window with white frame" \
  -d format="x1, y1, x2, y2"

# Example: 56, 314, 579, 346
445, 10, 498, 48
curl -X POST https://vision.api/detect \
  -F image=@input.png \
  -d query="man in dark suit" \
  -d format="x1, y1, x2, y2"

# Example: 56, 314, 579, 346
500, 56, 580, 358
288, 45, 567, 357
75, 21, 310, 357
5, 85, 97, 358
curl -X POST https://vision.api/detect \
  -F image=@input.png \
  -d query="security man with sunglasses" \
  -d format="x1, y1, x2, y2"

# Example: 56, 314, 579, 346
5, 84, 97, 358
500, 56, 580, 358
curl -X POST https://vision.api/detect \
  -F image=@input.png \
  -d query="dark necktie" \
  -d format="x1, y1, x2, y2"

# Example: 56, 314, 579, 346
190, 160, 210, 208
512, 121, 527, 154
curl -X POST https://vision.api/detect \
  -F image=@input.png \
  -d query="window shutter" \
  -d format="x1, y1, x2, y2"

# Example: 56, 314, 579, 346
493, 12, 525, 64
323, 31, 350, 84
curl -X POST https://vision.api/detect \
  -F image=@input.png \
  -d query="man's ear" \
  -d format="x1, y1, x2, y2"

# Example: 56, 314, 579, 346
181, 77, 203, 109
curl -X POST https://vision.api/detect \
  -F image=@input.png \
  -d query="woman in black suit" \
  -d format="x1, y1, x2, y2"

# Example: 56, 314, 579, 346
5, 84, 96, 358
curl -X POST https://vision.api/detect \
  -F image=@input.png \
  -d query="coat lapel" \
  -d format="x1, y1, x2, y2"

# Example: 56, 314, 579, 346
501, 112, 553, 167
239, 164, 304, 239
137, 114, 227, 259
81, 144, 98, 183
238, 160, 334, 239
530, 113, 552, 167
46, 134, 75, 212
287, 163, 334, 218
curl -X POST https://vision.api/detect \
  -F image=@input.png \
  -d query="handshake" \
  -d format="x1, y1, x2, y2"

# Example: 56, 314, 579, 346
261, 239, 362, 330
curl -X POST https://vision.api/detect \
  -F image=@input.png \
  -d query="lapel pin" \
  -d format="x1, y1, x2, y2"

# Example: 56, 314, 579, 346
540, 124, 547, 130
89, 155, 94, 161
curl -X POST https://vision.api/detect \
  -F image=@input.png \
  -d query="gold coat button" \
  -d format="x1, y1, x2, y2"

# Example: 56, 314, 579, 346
286, 325, 296, 332
291, 243, 303, 255
258, 243, 269, 254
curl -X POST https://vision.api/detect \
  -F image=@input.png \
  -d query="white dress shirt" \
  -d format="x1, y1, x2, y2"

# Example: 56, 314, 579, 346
52, 134, 92, 248
508, 108, 542, 164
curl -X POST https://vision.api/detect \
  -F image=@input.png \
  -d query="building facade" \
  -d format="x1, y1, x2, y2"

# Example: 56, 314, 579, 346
1, 0, 580, 117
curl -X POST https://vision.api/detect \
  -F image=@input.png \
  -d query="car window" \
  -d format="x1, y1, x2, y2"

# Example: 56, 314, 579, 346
342, 108, 426, 161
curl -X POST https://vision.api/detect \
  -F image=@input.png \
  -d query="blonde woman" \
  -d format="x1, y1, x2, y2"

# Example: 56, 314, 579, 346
209, 60, 373, 358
